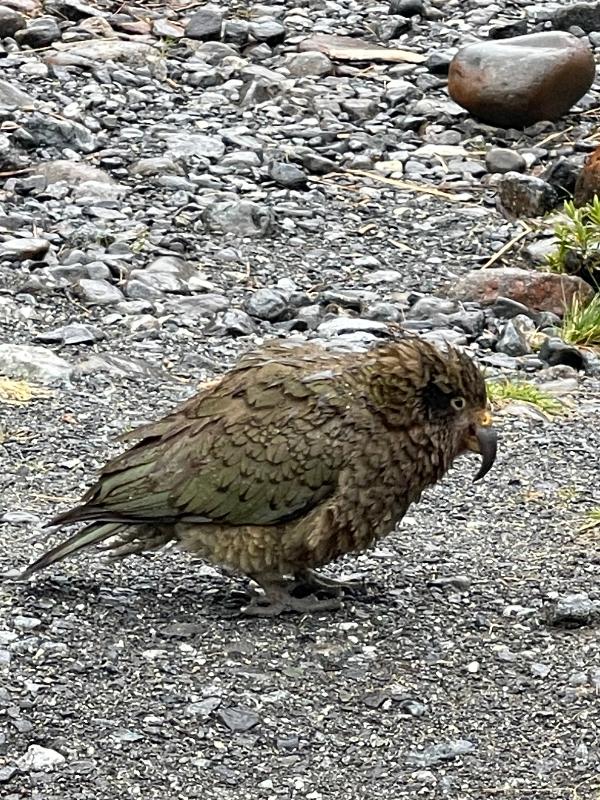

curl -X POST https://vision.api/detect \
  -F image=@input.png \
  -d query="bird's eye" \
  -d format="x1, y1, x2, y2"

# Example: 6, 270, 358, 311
451, 396, 466, 411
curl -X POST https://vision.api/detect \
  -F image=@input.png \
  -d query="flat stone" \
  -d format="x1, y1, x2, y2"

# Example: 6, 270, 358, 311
286, 51, 333, 77
298, 34, 425, 64
33, 160, 115, 186
0, 343, 73, 384
448, 32, 595, 128
0, 237, 50, 260
448, 267, 594, 316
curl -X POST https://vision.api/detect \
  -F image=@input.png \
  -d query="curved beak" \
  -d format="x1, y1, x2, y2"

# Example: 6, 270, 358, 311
464, 409, 498, 482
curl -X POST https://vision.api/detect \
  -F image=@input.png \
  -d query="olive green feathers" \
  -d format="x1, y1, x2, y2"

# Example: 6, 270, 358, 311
22, 336, 497, 613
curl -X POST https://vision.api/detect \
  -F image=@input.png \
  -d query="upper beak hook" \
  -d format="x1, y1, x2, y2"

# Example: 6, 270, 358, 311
472, 425, 498, 482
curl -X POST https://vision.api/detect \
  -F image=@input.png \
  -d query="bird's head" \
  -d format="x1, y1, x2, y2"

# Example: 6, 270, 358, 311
366, 338, 497, 481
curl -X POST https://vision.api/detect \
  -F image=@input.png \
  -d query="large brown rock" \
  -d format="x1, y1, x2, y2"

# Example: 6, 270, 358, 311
448, 267, 594, 316
448, 32, 595, 128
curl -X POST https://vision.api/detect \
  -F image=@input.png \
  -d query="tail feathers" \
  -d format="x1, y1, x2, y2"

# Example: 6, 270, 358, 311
46, 505, 169, 529
21, 522, 126, 579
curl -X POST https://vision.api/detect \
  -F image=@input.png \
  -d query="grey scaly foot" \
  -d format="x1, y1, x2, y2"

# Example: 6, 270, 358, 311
292, 568, 365, 596
242, 579, 342, 616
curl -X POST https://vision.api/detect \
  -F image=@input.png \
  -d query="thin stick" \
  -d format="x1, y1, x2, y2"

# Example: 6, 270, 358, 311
481, 224, 532, 268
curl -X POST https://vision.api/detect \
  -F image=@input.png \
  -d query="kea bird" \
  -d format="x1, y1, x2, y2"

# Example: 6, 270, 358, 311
21, 337, 497, 615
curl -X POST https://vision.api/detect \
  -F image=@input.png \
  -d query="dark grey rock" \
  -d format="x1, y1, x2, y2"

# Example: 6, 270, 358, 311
492, 297, 535, 320
496, 315, 536, 356
485, 147, 527, 174
0, 6, 25, 38
245, 288, 289, 321
185, 6, 223, 41
538, 337, 586, 371
221, 309, 257, 336
489, 18, 529, 39
15, 16, 61, 47
249, 18, 286, 46
389, 0, 424, 16
498, 172, 558, 217
268, 161, 308, 189
552, 2, 600, 33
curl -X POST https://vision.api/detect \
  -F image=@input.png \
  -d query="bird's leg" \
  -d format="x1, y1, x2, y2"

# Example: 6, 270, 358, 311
242, 574, 342, 616
292, 568, 365, 596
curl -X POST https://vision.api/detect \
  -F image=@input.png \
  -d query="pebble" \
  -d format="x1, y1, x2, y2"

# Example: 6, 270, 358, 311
17, 745, 66, 772
496, 315, 536, 356
485, 147, 526, 174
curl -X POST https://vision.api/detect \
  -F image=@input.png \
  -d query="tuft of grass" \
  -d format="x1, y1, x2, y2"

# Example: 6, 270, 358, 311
562, 293, 600, 347
579, 507, 600, 532
486, 378, 564, 416
546, 197, 600, 286
0, 377, 51, 405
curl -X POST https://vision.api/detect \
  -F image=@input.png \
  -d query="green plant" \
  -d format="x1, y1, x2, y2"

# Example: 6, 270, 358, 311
579, 507, 600, 532
546, 197, 600, 287
486, 379, 564, 416
562, 293, 600, 347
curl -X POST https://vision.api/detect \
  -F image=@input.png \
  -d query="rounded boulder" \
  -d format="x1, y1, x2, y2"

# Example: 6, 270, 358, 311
448, 32, 595, 128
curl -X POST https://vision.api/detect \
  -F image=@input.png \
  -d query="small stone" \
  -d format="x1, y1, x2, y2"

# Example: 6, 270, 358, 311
286, 51, 332, 77
550, 593, 600, 627
552, 2, 600, 33
221, 309, 256, 336
249, 18, 286, 46
538, 338, 586, 371
185, 6, 223, 41
75, 279, 124, 306
245, 288, 289, 321
426, 49, 456, 75
0, 344, 73, 385
15, 16, 61, 47
217, 707, 260, 733
408, 296, 459, 318
448, 32, 595, 128
17, 745, 65, 772
0, 766, 17, 783
389, 0, 424, 16
268, 161, 307, 189
203, 200, 272, 236
186, 697, 221, 716
406, 739, 476, 767
0, 237, 50, 261
35, 323, 103, 346
448, 267, 593, 316
0, 6, 25, 37
498, 172, 558, 217
489, 17, 529, 39
485, 147, 526, 174
496, 315, 536, 357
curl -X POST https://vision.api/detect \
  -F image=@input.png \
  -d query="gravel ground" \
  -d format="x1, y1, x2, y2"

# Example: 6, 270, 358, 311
1, 0, 600, 797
